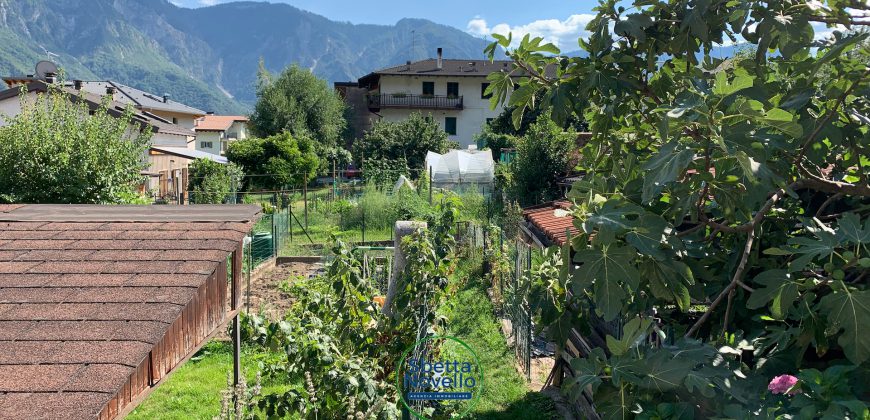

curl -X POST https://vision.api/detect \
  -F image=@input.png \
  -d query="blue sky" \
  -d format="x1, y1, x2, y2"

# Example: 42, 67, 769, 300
169, 0, 601, 50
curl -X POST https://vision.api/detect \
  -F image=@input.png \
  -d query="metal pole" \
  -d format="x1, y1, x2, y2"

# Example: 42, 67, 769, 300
303, 175, 309, 229
232, 313, 241, 386
429, 166, 433, 205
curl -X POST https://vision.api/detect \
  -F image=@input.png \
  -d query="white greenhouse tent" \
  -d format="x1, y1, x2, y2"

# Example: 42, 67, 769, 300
424, 149, 495, 192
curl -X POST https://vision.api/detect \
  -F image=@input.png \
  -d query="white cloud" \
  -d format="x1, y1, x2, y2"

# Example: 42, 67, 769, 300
466, 15, 595, 51
199, 0, 219, 5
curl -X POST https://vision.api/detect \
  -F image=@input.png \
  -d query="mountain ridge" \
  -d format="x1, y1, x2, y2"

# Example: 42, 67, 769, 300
0, 0, 492, 114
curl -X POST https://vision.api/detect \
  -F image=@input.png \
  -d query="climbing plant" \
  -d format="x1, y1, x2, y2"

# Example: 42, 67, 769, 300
488, 0, 870, 418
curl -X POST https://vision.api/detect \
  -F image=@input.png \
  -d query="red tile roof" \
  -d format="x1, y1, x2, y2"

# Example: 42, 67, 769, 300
523, 201, 578, 246
0, 204, 260, 420
194, 115, 247, 132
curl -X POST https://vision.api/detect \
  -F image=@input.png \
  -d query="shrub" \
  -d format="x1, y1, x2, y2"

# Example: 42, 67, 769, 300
354, 112, 455, 172
187, 158, 243, 204
0, 87, 149, 203
226, 131, 318, 190
506, 118, 574, 205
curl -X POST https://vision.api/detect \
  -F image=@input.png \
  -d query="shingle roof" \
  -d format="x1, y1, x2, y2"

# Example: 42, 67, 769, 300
195, 115, 247, 132
65, 81, 207, 116
0, 204, 260, 419
523, 201, 578, 246
358, 58, 515, 86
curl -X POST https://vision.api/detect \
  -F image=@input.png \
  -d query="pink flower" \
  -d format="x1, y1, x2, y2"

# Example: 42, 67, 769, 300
768, 374, 799, 395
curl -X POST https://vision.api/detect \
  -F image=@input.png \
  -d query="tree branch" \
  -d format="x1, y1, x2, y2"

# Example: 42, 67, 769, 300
684, 183, 795, 338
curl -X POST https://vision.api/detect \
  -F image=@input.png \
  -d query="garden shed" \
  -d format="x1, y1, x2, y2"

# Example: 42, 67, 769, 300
0, 204, 260, 419
424, 149, 495, 190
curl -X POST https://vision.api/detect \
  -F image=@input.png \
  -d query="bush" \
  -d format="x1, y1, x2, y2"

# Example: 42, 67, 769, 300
474, 124, 517, 162
506, 118, 574, 205
187, 158, 243, 204
354, 112, 455, 172
0, 87, 149, 203
226, 131, 318, 190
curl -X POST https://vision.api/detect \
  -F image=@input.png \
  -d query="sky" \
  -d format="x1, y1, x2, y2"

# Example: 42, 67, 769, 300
168, 0, 602, 51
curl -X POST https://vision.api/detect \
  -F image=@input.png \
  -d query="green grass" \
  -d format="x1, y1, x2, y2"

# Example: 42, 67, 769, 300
127, 341, 288, 420
440, 260, 559, 420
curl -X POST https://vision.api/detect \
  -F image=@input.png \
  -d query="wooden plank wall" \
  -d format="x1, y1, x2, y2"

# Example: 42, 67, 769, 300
98, 260, 230, 419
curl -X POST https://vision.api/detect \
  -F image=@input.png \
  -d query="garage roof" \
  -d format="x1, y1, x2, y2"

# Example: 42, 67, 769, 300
0, 204, 260, 419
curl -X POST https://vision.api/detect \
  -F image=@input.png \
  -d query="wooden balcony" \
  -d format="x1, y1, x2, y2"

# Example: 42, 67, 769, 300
367, 94, 464, 111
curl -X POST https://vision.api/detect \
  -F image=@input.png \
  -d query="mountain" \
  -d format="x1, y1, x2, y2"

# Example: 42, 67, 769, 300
0, 0, 492, 114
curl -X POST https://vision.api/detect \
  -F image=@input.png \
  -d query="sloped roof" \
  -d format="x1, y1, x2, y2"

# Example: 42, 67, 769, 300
359, 58, 515, 86
63, 81, 207, 116
0, 204, 260, 419
0, 81, 194, 138
194, 115, 247, 132
150, 146, 228, 164
523, 201, 578, 246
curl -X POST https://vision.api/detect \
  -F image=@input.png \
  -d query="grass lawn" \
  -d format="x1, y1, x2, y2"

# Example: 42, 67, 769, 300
440, 260, 560, 420
127, 341, 287, 420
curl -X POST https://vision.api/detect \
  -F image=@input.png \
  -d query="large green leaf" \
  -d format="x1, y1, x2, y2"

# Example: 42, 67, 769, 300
837, 213, 870, 245
574, 246, 640, 321
641, 142, 695, 203
625, 214, 668, 260
637, 350, 696, 392
818, 289, 870, 365
745, 269, 799, 319
712, 70, 754, 97
641, 259, 694, 311
787, 231, 840, 271
583, 199, 644, 238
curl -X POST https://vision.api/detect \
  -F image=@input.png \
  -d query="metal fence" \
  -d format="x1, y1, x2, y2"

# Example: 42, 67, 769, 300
504, 238, 533, 380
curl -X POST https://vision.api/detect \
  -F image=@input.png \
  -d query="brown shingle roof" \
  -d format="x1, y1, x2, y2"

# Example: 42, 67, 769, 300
523, 201, 578, 246
0, 204, 260, 419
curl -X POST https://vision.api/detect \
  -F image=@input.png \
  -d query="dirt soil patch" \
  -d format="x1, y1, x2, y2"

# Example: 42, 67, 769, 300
245, 261, 324, 319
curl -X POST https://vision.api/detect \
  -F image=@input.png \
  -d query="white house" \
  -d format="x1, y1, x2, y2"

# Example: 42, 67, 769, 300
194, 115, 249, 155
352, 48, 513, 148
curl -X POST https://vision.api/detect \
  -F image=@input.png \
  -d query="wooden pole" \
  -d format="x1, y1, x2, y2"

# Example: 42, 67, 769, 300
231, 244, 243, 387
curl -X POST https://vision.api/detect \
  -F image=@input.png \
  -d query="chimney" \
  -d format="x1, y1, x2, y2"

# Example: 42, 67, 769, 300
44, 72, 57, 84
163, 94, 170, 103
437, 47, 443, 69
106, 86, 117, 99
207, 111, 215, 115
73, 80, 83, 91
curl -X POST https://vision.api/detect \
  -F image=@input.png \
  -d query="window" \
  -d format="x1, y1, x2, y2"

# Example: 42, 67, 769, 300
447, 82, 459, 98
481, 83, 492, 99
445, 117, 457, 136
200, 141, 213, 149
422, 81, 435, 96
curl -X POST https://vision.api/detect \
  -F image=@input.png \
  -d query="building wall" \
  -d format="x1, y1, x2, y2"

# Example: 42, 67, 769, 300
376, 75, 506, 148
225, 121, 248, 140
0, 92, 37, 126
145, 109, 199, 130
195, 131, 223, 155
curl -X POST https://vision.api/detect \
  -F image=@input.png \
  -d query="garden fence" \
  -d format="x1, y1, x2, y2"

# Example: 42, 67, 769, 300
504, 238, 533, 380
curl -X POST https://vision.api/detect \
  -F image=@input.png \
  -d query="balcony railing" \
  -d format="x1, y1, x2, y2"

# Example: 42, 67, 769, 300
367, 94, 464, 111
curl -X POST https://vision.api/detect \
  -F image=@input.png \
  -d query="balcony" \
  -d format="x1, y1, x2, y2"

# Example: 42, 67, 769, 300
367, 93, 464, 111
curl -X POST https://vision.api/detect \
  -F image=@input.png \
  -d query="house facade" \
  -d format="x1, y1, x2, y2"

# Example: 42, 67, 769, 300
194, 115, 249, 155
349, 49, 513, 148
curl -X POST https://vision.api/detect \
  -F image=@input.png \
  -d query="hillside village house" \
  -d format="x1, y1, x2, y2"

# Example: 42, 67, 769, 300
0, 72, 225, 198
341, 48, 513, 148
194, 115, 249, 155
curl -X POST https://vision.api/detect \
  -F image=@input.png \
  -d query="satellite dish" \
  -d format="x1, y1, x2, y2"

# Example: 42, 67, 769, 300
35, 61, 59, 78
